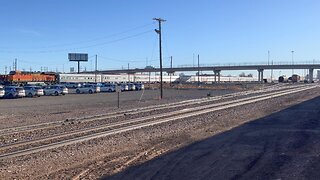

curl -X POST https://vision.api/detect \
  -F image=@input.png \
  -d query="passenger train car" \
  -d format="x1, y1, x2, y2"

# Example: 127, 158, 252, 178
58, 73, 181, 83
187, 75, 255, 82
58, 73, 256, 84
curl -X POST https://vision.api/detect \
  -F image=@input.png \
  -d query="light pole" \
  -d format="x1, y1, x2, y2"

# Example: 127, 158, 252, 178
127, 63, 130, 82
197, 54, 200, 86
95, 55, 98, 83
291, 50, 294, 75
153, 17, 166, 99
170, 56, 172, 87
268, 50, 271, 82
271, 59, 274, 82
268, 50, 270, 65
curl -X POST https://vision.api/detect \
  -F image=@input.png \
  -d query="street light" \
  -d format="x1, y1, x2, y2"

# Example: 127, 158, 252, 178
291, 50, 294, 75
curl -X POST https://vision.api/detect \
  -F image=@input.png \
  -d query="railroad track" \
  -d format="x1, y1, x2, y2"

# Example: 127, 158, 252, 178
0, 85, 302, 152
0, 84, 306, 136
0, 84, 317, 160
0, 85, 307, 147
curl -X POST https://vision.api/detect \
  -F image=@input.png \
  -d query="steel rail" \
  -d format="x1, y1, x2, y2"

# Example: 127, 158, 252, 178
0, 84, 306, 135
1, 85, 306, 151
0, 85, 316, 160
0, 84, 310, 151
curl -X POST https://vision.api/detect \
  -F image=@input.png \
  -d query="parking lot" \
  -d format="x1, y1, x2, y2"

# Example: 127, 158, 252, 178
0, 88, 236, 129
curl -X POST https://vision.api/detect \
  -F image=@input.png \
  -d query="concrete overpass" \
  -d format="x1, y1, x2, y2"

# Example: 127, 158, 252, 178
93, 64, 320, 83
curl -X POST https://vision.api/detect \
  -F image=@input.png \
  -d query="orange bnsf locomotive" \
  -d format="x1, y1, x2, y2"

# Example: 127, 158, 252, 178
0, 71, 57, 85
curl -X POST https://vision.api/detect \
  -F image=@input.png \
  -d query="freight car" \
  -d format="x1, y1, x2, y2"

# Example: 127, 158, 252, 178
291, 74, 300, 83
278, 76, 288, 83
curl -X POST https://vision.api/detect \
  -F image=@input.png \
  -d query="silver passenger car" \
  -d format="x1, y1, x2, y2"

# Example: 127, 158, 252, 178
43, 85, 68, 96
127, 83, 136, 91
134, 83, 144, 90
0, 87, 5, 98
24, 86, 44, 97
100, 83, 116, 92
4, 86, 25, 98
76, 84, 100, 94
120, 83, 129, 91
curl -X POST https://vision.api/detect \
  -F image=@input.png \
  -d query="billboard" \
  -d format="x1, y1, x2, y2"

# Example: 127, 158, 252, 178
68, 53, 88, 61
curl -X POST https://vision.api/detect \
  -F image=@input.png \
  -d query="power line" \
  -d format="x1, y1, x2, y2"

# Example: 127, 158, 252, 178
0, 30, 154, 54
149, 35, 158, 64
162, 36, 171, 59
0, 23, 155, 50
41, 23, 155, 48
99, 55, 158, 63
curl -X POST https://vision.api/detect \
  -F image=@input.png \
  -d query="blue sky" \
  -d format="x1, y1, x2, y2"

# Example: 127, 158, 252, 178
0, 0, 320, 77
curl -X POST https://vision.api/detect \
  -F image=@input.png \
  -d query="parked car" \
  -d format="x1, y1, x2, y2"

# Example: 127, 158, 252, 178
134, 83, 144, 91
4, 86, 26, 98
34, 86, 44, 96
55, 85, 68, 95
64, 82, 81, 88
100, 83, 116, 92
44, 85, 68, 96
119, 83, 129, 92
0, 87, 5, 98
24, 86, 44, 97
127, 83, 136, 91
76, 84, 100, 94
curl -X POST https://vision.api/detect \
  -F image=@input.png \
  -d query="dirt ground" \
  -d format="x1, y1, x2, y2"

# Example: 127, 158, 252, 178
106, 89, 320, 180
0, 88, 235, 129
1, 86, 319, 179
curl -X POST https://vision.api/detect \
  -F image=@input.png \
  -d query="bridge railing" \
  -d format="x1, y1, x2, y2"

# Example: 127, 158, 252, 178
174, 60, 320, 68
95, 60, 320, 72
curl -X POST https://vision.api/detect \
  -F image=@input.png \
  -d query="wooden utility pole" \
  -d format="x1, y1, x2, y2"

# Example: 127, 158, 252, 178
153, 17, 166, 99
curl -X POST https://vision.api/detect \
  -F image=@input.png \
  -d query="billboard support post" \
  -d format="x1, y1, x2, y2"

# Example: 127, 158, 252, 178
68, 53, 88, 74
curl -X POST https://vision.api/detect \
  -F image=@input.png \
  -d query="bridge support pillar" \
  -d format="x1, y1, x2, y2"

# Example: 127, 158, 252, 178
167, 71, 175, 86
128, 72, 136, 82
214, 70, 221, 83
258, 69, 264, 83
309, 68, 314, 83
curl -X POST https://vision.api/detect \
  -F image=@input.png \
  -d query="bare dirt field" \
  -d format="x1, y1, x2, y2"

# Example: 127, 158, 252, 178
0, 88, 235, 129
106, 88, 320, 180
0, 85, 319, 179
